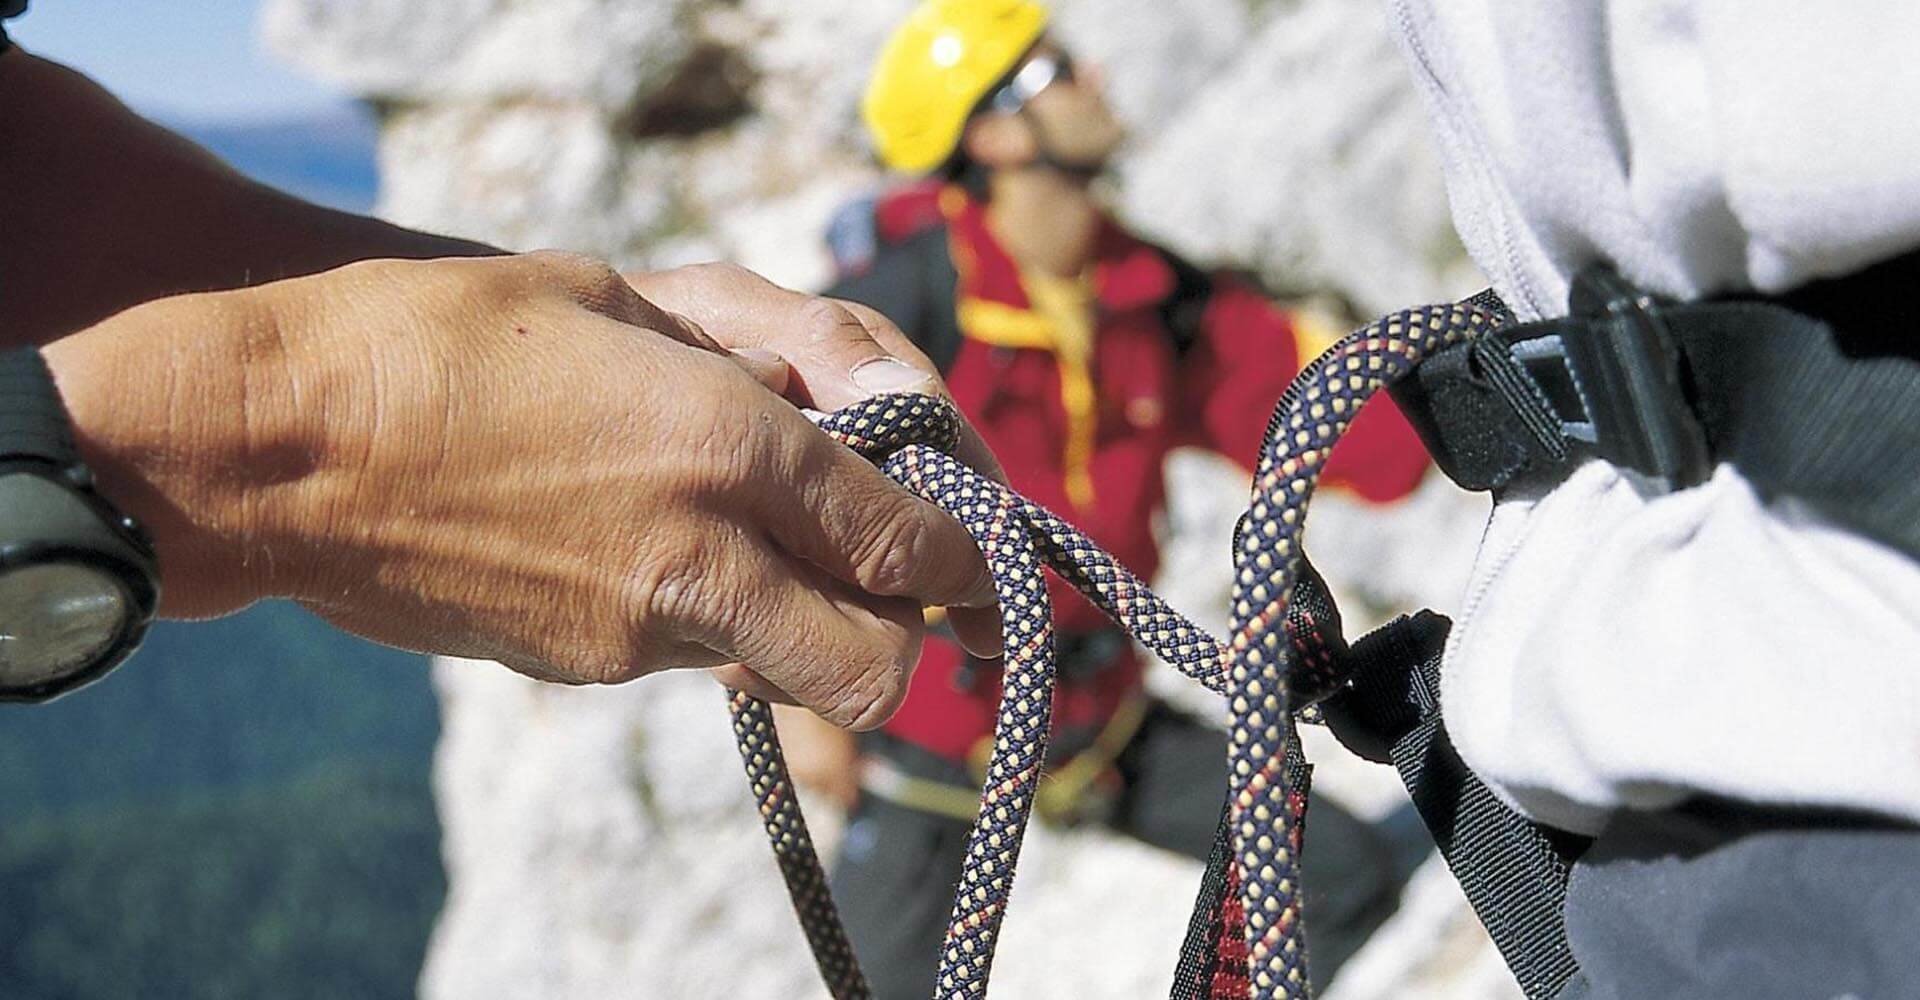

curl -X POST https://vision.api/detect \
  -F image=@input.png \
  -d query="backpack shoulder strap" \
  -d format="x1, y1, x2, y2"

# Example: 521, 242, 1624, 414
1151, 244, 1216, 360
826, 224, 965, 374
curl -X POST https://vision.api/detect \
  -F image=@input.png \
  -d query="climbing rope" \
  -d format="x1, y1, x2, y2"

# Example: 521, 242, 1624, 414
727, 301, 1498, 999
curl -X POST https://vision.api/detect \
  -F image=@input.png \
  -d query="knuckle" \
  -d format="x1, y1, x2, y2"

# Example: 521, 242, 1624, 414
834, 298, 903, 341
579, 653, 641, 686
527, 250, 630, 305
682, 260, 762, 289
849, 498, 936, 596
625, 532, 727, 645
796, 296, 864, 348
582, 263, 633, 304
518, 649, 622, 686
524, 248, 610, 281
456, 254, 548, 307
819, 657, 903, 731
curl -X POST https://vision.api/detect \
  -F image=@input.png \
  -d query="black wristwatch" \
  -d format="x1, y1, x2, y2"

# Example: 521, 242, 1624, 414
0, 348, 159, 702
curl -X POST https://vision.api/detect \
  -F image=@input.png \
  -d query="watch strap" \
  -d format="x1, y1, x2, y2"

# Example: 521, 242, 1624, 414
0, 0, 22, 55
0, 347, 80, 468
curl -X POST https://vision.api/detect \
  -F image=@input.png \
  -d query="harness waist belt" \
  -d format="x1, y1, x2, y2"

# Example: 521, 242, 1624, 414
1394, 257, 1920, 559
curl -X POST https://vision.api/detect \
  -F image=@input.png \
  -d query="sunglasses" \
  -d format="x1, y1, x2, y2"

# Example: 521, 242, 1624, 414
988, 50, 1077, 116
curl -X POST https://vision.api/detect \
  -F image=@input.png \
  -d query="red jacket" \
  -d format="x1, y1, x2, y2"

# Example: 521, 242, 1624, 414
829, 184, 1430, 763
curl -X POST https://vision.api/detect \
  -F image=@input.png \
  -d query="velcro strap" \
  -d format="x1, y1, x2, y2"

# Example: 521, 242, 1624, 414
0, 348, 79, 468
1317, 611, 1446, 764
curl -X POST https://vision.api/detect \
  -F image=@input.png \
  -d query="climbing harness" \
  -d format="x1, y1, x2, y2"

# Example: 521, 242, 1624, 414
727, 300, 1499, 999
729, 255, 1920, 999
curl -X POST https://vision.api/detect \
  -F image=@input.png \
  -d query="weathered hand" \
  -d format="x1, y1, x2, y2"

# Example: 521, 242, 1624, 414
625, 261, 1007, 673
44, 252, 995, 729
625, 262, 1003, 477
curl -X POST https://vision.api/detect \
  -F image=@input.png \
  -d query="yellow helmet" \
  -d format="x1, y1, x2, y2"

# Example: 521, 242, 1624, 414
862, 0, 1049, 174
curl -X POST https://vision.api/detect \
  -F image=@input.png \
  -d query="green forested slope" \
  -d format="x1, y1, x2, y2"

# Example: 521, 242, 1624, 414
0, 602, 444, 999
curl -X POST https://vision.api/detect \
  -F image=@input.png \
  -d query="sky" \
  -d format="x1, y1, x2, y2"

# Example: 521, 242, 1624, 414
8, 0, 350, 124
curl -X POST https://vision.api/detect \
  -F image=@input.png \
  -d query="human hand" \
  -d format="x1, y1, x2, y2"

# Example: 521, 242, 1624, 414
44, 252, 995, 729
624, 262, 1006, 664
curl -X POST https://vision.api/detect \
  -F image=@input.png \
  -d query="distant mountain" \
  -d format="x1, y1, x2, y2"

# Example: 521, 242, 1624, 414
0, 602, 445, 1000
175, 106, 381, 214
0, 601, 438, 814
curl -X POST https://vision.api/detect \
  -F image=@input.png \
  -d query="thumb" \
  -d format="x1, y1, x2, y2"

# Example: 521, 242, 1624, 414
780, 299, 943, 411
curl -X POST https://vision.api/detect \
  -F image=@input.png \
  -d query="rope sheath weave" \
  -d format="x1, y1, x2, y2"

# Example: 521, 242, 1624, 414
727, 301, 1496, 999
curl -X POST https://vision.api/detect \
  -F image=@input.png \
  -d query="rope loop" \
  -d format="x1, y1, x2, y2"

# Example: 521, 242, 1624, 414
728, 300, 1497, 999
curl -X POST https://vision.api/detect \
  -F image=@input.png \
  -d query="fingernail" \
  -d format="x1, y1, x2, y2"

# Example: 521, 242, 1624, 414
850, 357, 936, 397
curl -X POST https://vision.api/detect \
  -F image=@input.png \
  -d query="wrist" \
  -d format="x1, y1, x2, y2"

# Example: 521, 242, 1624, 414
40, 285, 336, 617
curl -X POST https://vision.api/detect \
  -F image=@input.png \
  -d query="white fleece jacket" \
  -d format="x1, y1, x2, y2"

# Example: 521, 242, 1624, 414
1389, 0, 1920, 834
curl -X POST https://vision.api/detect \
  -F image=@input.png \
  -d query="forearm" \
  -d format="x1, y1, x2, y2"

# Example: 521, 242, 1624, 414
0, 48, 495, 345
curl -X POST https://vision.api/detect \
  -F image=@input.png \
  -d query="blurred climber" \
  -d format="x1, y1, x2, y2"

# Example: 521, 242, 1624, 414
774, 2, 1438, 995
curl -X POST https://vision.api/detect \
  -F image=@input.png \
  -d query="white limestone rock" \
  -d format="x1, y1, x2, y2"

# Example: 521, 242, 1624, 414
1050, 0, 1258, 131
262, 0, 697, 110
423, 660, 829, 1000
1116, 0, 1481, 316
377, 102, 630, 255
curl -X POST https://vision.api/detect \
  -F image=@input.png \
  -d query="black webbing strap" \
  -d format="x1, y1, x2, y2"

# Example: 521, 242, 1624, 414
1321, 613, 1589, 1000
1172, 622, 1591, 1000
1168, 561, 1349, 998
1320, 606, 1589, 998
0, 348, 80, 468
1393, 257, 1920, 560
1170, 799, 1238, 1000
1171, 619, 1593, 1000
1673, 301, 1920, 563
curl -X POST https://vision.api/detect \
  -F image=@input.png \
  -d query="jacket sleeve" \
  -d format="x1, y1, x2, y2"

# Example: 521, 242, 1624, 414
1177, 277, 1433, 503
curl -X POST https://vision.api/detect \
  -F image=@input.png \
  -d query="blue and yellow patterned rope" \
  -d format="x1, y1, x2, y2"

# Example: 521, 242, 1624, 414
727, 299, 1495, 1000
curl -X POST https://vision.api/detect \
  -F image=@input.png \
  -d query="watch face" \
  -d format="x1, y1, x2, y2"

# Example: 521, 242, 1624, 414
0, 561, 132, 690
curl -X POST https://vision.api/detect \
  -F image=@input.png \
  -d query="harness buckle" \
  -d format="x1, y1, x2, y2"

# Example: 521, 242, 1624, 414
1395, 267, 1716, 494
1554, 265, 1715, 488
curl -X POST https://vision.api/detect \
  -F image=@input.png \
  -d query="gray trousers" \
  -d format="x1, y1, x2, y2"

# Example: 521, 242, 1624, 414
1555, 800, 1920, 1000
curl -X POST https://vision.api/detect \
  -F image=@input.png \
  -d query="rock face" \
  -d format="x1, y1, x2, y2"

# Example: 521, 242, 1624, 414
1114, 0, 1484, 318
266, 0, 1507, 996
